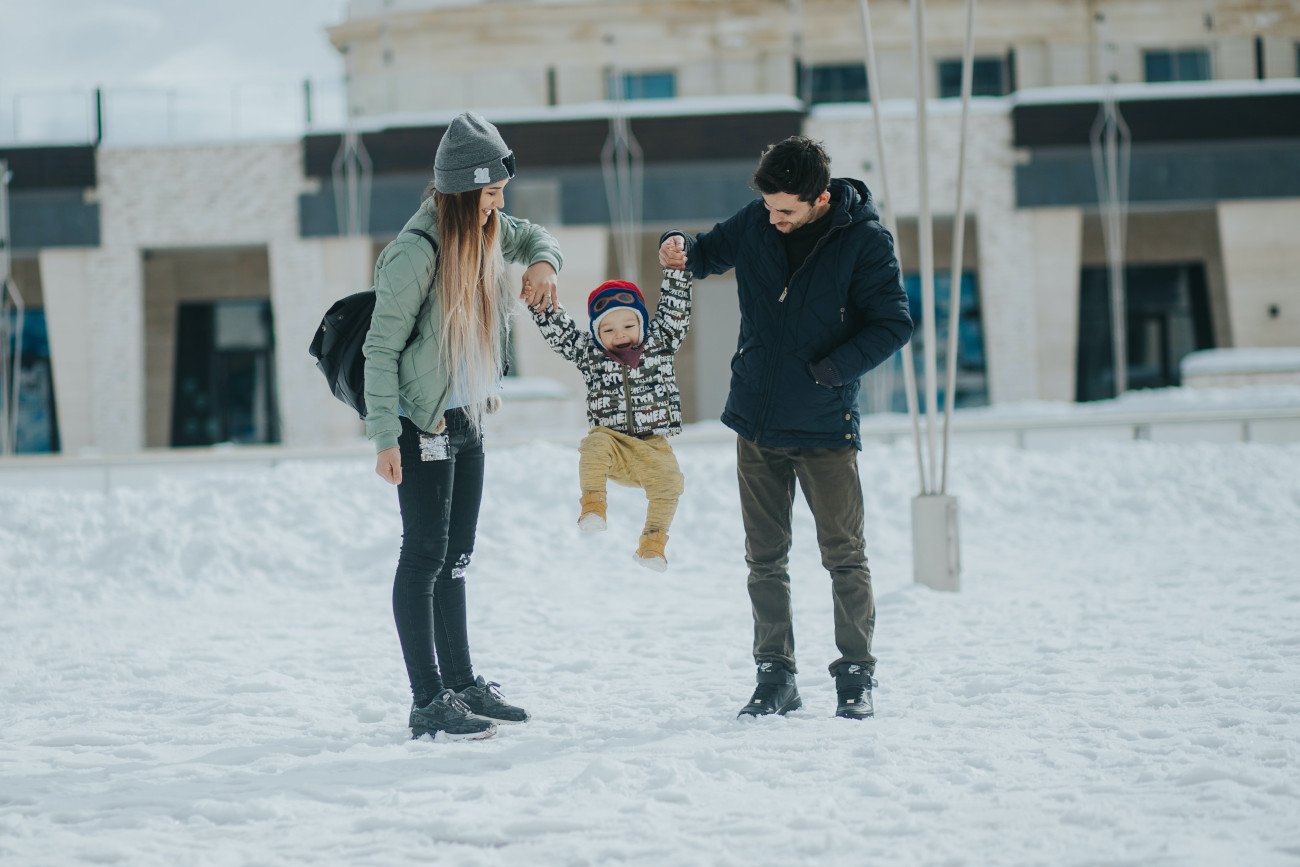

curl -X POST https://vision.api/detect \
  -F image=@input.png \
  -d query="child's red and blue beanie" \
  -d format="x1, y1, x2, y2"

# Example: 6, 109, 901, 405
587, 279, 648, 348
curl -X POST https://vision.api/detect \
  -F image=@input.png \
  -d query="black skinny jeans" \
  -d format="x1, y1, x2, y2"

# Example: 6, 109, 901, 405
392, 410, 483, 706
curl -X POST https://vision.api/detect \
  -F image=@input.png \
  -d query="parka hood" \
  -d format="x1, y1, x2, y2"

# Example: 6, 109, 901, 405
830, 177, 881, 226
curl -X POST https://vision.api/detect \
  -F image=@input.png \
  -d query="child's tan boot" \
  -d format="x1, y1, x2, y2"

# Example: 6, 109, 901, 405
578, 491, 607, 533
634, 530, 668, 572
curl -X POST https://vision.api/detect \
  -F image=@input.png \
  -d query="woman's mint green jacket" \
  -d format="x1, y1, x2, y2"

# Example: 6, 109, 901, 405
361, 197, 563, 453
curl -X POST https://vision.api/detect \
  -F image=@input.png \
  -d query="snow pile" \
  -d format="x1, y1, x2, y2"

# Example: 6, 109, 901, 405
944, 382, 1300, 418
1182, 348, 1300, 376
2, 438, 1299, 866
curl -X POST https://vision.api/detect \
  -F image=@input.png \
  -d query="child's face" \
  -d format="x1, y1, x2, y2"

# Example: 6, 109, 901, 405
598, 309, 642, 349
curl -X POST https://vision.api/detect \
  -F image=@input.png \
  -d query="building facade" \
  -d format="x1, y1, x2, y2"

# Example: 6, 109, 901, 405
4, 0, 1299, 453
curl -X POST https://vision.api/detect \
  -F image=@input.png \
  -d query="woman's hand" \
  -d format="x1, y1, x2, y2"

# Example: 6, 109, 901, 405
521, 261, 558, 312
376, 447, 402, 486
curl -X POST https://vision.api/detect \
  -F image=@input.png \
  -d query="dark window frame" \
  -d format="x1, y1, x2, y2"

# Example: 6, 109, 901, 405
936, 56, 1010, 98
171, 298, 281, 447
799, 62, 870, 105
607, 70, 677, 101
1143, 47, 1213, 83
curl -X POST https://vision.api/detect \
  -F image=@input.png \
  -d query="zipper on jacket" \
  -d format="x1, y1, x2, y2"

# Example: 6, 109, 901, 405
756, 220, 849, 437
783, 222, 846, 300
622, 367, 635, 436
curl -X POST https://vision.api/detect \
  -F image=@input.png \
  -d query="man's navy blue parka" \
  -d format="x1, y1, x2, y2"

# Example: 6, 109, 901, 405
669, 177, 913, 449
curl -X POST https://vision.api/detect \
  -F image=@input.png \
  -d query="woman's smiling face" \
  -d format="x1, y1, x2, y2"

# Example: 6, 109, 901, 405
478, 179, 509, 225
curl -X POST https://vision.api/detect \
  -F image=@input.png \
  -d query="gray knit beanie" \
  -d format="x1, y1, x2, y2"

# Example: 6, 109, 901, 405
433, 112, 515, 194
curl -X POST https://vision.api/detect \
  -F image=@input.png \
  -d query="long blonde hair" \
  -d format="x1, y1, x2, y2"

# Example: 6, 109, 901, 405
434, 189, 510, 432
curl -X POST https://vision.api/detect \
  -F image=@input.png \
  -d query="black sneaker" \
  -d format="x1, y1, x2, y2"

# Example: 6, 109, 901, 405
832, 662, 877, 720
456, 676, 529, 723
737, 661, 802, 717
409, 689, 498, 740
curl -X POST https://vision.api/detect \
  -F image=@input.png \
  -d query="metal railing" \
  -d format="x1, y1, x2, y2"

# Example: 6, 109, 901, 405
0, 78, 348, 146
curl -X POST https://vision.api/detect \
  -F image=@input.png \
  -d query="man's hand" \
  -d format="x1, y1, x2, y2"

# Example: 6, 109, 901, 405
808, 358, 844, 389
376, 447, 402, 486
659, 234, 687, 270
521, 261, 559, 312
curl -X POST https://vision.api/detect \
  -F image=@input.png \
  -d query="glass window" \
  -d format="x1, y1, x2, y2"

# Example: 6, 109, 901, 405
3, 307, 60, 453
860, 272, 987, 414
1144, 48, 1212, 82
800, 63, 869, 104
937, 57, 1009, 98
609, 71, 676, 100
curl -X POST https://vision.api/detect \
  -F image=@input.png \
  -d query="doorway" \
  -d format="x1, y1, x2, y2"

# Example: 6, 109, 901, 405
170, 299, 280, 446
1076, 263, 1215, 401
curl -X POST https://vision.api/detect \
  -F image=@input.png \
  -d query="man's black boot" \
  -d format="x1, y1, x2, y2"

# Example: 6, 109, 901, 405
832, 662, 877, 720
737, 661, 802, 717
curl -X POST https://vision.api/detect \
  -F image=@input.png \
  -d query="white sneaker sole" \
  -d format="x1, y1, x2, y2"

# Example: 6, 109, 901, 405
578, 513, 606, 533
471, 714, 529, 725
411, 726, 498, 741
633, 553, 667, 572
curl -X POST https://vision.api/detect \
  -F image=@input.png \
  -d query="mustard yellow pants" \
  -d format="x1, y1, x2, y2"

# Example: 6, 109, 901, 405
579, 427, 684, 535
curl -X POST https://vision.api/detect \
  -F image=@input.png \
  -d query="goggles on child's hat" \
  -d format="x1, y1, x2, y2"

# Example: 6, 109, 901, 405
592, 291, 638, 313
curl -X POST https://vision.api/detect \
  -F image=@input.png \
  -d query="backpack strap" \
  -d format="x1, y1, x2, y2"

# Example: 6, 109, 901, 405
399, 228, 438, 349
405, 228, 436, 249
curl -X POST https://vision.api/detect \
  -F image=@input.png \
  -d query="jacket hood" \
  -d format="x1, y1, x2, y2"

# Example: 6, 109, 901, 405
830, 177, 880, 226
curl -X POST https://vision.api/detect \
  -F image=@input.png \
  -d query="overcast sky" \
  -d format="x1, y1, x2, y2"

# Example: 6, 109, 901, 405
0, 0, 346, 92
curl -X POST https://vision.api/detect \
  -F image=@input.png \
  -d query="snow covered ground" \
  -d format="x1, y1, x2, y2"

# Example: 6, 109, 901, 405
2, 425, 1299, 865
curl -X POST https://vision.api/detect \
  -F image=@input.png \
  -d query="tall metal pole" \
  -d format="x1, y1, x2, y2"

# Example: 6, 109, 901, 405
0, 161, 10, 286
940, 0, 977, 494
600, 36, 645, 282
790, 0, 811, 105
858, 0, 927, 495
905, 0, 961, 592
331, 128, 373, 238
1090, 11, 1131, 397
909, 0, 939, 492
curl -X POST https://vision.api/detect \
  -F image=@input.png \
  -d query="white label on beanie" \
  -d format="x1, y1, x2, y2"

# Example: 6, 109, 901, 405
475, 167, 490, 184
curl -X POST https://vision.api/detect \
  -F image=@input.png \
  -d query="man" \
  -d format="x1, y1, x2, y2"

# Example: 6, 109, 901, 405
659, 136, 912, 720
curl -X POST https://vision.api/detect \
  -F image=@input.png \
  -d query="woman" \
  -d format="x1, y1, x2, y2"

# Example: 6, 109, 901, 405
363, 112, 562, 741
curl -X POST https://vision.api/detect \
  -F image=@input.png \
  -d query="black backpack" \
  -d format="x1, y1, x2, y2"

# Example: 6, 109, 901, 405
308, 228, 436, 419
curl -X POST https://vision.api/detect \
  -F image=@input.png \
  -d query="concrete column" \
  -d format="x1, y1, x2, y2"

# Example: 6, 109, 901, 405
1029, 207, 1084, 402
37, 250, 94, 455
1263, 36, 1299, 79
268, 236, 373, 448
1218, 199, 1300, 348
40, 246, 144, 454
977, 208, 1041, 403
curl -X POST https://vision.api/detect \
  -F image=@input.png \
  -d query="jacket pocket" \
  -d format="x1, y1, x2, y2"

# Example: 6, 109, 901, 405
730, 337, 763, 376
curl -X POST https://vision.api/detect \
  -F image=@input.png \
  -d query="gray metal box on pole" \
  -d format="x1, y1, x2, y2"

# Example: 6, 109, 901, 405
912, 494, 960, 592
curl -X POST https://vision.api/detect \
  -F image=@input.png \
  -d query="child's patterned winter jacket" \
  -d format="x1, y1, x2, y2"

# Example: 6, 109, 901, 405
531, 269, 692, 437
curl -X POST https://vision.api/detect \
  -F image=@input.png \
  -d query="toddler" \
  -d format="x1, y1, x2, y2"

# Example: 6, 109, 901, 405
530, 269, 692, 570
